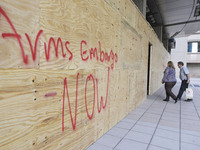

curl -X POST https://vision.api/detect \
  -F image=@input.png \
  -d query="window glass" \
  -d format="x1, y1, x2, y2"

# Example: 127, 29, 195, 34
188, 42, 200, 53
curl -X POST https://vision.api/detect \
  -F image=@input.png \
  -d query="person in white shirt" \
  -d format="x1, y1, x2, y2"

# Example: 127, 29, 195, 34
177, 61, 192, 101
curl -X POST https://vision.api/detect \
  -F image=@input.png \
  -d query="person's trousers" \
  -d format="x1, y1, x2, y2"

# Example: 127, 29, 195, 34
177, 80, 188, 99
165, 82, 177, 100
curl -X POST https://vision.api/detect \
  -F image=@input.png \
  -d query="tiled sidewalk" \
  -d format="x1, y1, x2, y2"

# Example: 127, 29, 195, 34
87, 78, 200, 150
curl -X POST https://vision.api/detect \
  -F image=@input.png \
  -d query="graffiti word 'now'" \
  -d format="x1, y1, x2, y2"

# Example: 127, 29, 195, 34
62, 67, 110, 131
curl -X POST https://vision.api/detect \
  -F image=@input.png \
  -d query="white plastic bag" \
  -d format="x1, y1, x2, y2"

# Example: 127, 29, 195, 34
186, 88, 193, 99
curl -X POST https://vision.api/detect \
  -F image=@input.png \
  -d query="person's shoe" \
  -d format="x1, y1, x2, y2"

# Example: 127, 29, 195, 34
163, 99, 169, 102
177, 97, 181, 100
184, 99, 192, 102
174, 98, 177, 103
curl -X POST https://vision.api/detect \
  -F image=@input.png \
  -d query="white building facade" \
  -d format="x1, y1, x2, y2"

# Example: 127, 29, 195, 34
171, 34, 200, 78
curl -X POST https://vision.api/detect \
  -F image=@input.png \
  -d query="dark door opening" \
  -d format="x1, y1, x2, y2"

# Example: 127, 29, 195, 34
147, 43, 152, 95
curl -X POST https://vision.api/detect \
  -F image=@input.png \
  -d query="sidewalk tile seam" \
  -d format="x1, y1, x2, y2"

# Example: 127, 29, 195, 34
136, 122, 157, 128
181, 141, 200, 147
181, 132, 200, 138
160, 118, 180, 122
181, 117, 200, 121
123, 137, 151, 145
150, 144, 171, 150
155, 127, 180, 134
154, 135, 179, 141
133, 123, 157, 129
191, 92, 200, 120
119, 137, 149, 145
104, 132, 128, 138
157, 126, 179, 133
146, 91, 168, 149
150, 136, 180, 150
128, 130, 153, 136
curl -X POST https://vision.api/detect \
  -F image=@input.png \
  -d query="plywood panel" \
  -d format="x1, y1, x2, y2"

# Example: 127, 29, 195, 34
0, 68, 117, 149
39, 0, 121, 70
118, 70, 129, 120
0, 69, 80, 149
108, 69, 120, 128
0, 0, 40, 68
121, 20, 142, 70
127, 70, 136, 112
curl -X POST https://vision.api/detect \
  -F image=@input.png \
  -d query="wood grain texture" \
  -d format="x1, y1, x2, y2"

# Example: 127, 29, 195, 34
39, 0, 121, 70
0, 0, 170, 149
0, 0, 40, 68
0, 69, 100, 149
121, 19, 142, 70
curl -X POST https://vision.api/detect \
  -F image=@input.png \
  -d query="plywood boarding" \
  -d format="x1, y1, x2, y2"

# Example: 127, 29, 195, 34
0, 68, 113, 149
121, 19, 142, 70
0, 0, 40, 68
39, 0, 121, 70
0, 0, 169, 149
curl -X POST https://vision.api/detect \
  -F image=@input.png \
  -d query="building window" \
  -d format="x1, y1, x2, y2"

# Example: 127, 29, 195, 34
188, 42, 200, 53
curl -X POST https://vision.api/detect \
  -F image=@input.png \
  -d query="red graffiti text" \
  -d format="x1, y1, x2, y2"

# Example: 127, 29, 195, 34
62, 67, 110, 131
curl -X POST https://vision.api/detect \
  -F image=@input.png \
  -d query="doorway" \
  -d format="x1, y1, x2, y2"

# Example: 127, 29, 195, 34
147, 43, 152, 95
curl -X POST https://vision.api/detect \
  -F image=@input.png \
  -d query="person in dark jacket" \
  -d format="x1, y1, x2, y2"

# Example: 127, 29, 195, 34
162, 61, 178, 103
